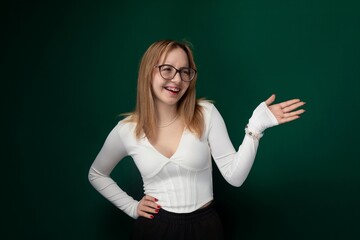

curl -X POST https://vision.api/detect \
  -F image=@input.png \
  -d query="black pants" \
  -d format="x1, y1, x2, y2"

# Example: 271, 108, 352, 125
131, 202, 224, 240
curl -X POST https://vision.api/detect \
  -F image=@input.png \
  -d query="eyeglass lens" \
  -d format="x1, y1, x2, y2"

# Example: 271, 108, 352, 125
159, 65, 195, 82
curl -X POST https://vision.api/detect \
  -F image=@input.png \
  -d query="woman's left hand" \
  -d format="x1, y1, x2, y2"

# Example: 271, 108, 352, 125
265, 94, 306, 124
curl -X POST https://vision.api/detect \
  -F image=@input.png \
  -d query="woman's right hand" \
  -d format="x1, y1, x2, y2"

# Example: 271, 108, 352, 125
137, 195, 161, 219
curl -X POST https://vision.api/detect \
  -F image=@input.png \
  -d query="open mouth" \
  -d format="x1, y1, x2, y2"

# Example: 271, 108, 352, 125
164, 86, 180, 94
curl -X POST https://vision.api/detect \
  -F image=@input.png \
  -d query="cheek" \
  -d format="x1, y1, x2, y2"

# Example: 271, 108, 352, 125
182, 82, 191, 92
151, 76, 160, 90
152, 73, 166, 87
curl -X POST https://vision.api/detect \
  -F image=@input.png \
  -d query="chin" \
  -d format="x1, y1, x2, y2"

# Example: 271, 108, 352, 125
161, 97, 182, 106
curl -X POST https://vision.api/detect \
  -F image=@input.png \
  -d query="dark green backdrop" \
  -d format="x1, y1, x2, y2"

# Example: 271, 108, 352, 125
4, 0, 360, 239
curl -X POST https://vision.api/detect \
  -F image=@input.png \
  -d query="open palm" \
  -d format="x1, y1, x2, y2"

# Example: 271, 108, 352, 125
265, 94, 306, 124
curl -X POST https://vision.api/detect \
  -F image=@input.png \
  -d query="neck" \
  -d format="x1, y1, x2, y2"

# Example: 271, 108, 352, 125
155, 102, 178, 125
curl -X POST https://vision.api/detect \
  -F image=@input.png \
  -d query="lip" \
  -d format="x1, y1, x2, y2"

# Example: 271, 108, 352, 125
163, 85, 181, 94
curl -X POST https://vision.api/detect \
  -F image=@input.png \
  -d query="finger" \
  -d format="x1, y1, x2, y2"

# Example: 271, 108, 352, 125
143, 195, 161, 209
278, 115, 300, 124
265, 94, 276, 106
140, 205, 160, 214
282, 101, 306, 113
282, 109, 305, 117
138, 210, 154, 219
137, 202, 155, 219
143, 199, 161, 210
279, 99, 301, 109
282, 109, 305, 118
284, 109, 305, 117
144, 195, 158, 202
137, 198, 160, 219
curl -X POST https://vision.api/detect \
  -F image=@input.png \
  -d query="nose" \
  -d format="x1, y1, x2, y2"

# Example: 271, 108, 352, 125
171, 71, 182, 83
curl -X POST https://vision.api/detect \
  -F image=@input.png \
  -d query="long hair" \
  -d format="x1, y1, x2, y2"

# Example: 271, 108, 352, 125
125, 40, 204, 140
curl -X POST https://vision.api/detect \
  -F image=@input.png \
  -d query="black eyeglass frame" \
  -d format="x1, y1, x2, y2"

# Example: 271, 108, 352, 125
154, 64, 197, 82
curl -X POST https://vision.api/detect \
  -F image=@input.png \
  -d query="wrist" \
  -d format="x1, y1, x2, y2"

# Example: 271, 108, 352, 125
245, 124, 263, 140
248, 102, 279, 133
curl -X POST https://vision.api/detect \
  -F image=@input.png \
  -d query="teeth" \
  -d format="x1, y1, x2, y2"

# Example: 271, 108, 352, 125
165, 87, 180, 92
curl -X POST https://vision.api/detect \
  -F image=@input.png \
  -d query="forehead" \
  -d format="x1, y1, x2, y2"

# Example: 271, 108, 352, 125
159, 47, 189, 66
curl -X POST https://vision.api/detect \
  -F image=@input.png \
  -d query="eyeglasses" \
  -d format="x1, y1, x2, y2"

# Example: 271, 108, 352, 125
154, 64, 197, 82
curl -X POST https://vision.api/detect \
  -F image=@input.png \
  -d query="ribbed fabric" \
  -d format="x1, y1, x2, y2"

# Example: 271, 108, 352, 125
143, 161, 213, 213
88, 101, 279, 218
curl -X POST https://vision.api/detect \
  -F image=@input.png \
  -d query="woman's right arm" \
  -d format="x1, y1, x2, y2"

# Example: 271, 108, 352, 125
88, 125, 139, 219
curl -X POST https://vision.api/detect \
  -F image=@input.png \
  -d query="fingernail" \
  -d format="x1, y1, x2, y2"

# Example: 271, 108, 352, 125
155, 209, 159, 213
157, 205, 161, 209
150, 215, 154, 219
154, 198, 158, 202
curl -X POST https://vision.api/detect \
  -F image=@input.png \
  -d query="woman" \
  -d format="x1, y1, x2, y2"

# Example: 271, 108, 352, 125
88, 40, 305, 239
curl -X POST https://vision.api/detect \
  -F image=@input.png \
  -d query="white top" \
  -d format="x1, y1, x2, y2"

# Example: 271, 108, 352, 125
88, 101, 278, 219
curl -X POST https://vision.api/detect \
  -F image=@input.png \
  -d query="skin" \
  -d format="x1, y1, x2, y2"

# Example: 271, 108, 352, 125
137, 47, 191, 219
151, 47, 190, 123
136, 48, 306, 219
265, 94, 306, 123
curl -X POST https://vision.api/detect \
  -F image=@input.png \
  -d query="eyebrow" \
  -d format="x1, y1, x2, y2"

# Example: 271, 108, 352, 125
162, 63, 190, 68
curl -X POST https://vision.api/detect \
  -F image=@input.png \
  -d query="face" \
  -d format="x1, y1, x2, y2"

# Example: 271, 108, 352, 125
151, 47, 191, 108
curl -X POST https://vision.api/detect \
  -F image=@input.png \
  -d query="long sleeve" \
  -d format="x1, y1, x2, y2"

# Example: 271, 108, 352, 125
209, 102, 278, 187
88, 125, 139, 219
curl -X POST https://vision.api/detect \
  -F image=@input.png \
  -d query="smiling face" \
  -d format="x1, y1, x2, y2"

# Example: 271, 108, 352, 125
151, 47, 191, 108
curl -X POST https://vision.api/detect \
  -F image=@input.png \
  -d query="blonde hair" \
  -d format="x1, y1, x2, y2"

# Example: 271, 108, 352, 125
124, 40, 205, 140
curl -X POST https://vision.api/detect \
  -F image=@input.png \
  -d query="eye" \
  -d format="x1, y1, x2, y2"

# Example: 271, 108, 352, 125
181, 68, 191, 76
161, 66, 173, 72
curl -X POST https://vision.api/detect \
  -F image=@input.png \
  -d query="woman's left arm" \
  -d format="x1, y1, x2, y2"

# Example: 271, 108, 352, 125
210, 94, 305, 187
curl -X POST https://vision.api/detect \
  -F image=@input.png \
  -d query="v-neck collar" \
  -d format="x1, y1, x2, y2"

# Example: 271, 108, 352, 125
144, 129, 186, 160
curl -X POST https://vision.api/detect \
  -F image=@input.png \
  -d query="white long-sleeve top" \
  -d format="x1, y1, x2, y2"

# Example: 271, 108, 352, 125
88, 101, 278, 219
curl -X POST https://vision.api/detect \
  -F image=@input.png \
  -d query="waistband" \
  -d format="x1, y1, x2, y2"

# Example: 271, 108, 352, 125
154, 201, 216, 224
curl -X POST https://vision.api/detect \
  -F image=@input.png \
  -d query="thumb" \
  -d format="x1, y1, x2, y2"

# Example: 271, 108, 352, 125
265, 94, 276, 106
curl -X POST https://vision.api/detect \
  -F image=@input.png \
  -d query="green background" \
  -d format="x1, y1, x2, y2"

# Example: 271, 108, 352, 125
4, 0, 360, 239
